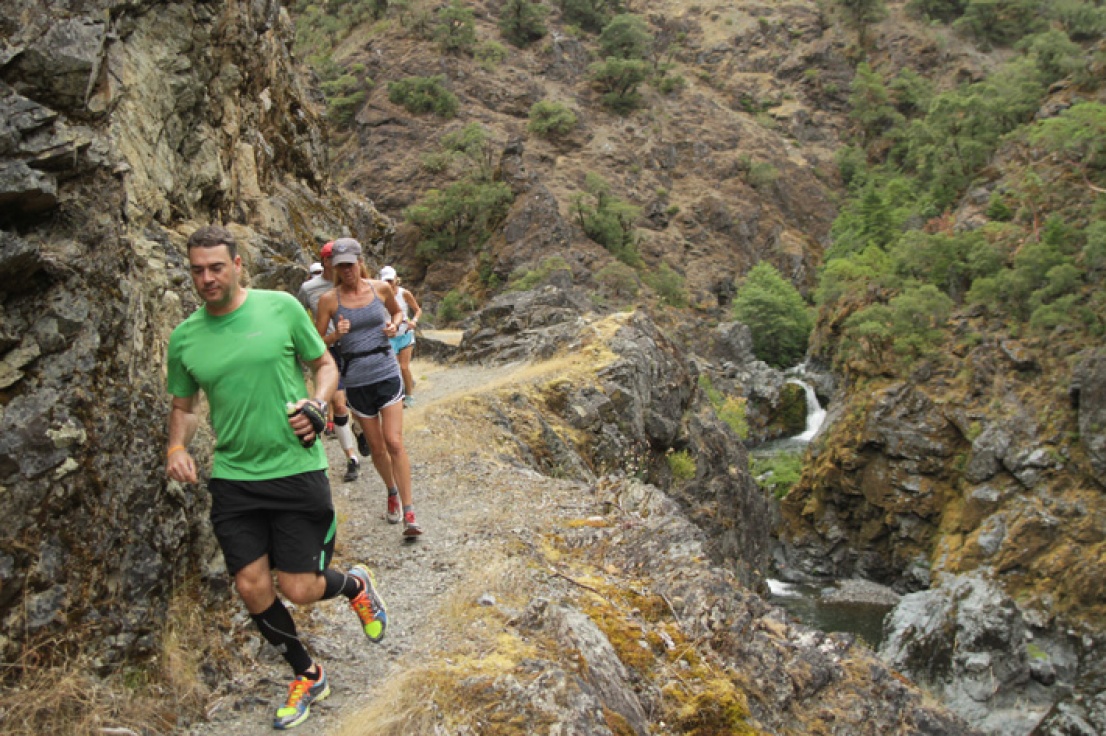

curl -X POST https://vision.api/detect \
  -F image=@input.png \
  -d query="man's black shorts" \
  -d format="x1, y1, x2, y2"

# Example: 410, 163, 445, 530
209, 470, 335, 576
346, 376, 404, 418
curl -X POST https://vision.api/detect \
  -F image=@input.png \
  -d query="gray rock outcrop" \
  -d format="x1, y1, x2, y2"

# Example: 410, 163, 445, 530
0, 0, 389, 665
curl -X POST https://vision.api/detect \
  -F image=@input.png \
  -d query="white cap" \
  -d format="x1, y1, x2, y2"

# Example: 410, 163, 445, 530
309, 262, 323, 275
379, 265, 397, 281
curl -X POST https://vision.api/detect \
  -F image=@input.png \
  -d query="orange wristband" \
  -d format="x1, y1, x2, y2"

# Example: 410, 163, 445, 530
167, 445, 187, 458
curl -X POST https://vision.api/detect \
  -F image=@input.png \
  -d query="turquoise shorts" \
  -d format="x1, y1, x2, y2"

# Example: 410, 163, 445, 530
390, 331, 415, 354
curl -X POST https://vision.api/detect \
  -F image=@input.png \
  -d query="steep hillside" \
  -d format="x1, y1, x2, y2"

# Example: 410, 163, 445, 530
311, 0, 858, 310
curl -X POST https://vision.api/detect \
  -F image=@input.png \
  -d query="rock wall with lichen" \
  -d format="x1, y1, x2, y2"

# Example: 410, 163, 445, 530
0, 0, 391, 669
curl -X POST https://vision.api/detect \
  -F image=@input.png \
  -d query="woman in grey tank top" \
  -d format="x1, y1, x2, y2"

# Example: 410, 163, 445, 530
313, 238, 423, 538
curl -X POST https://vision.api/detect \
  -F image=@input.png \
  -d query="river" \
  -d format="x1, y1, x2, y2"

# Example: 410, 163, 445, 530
757, 378, 896, 649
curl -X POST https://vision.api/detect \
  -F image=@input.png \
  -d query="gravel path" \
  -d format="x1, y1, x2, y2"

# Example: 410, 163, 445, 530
180, 352, 561, 735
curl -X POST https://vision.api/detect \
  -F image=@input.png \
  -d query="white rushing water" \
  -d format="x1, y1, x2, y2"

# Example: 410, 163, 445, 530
788, 379, 826, 442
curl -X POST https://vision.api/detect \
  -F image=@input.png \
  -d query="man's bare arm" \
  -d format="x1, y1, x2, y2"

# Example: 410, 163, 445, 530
167, 395, 199, 483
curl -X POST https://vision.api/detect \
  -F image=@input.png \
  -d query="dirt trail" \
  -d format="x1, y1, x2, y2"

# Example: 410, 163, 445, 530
181, 345, 575, 735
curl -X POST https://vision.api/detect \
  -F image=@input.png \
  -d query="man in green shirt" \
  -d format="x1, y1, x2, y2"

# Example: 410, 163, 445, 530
165, 225, 387, 730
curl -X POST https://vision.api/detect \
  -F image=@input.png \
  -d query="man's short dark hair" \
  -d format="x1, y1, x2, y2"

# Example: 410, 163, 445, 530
187, 225, 238, 259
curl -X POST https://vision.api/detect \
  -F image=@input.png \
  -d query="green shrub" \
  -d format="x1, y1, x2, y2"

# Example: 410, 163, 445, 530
508, 256, 572, 291
387, 75, 459, 117
733, 262, 814, 368
436, 289, 477, 323
499, 0, 549, 46
667, 450, 697, 481
440, 123, 497, 182
476, 40, 509, 69
435, 0, 477, 54
405, 180, 514, 259
595, 261, 641, 298
718, 396, 749, 439
588, 57, 650, 113
420, 150, 454, 174
888, 229, 1003, 300
986, 192, 1014, 221
839, 0, 888, 28
1020, 29, 1085, 84
1083, 221, 1106, 280
746, 161, 780, 190
1028, 102, 1106, 176
699, 376, 749, 439
572, 173, 642, 265
906, 0, 967, 23
1055, 0, 1106, 41
653, 72, 686, 95
643, 262, 686, 307
528, 100, 578, 137
559, 0, 619, 33
598, 13, 652, 59
750, 451, 804, 499
953, 0, 1047, 48
849, 62, 904, 144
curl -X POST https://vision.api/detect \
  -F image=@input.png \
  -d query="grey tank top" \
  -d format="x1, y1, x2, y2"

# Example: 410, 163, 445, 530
336, 283, 400, 388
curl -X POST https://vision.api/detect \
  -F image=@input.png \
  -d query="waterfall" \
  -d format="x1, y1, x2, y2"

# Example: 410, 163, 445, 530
788, 379, 826, 442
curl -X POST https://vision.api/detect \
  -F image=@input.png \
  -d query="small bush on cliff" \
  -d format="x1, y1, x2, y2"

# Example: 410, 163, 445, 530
508, 256, 572, 291
732, 262, 814, 369
750, 451, 804, 499
498, 0, 548, 46
321, 67, 370, 127
642, 262, 686, 307
667, 450, 697, 481
388, 75, 459, 117
589, 57, 650, 113
440, 123, 498, 182
954, 0, 1046, 48
598, 14, 652, 60
572, 173, 641, 266
528, 100, 578, 138
699, 375, 750, 439
435, 0, 477, 54
475, 40, 508, 70
594, 260, 641, 299
436, 289, 477, 323
405, 180, 514, 259
559, 0, 621, 33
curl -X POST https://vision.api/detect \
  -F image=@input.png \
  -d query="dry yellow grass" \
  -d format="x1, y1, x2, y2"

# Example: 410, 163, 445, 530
1, 583, 223, 735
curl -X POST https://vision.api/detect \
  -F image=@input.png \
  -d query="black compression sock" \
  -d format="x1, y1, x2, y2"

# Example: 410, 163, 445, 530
322, 568, 362, 600
250, 598, 313, 675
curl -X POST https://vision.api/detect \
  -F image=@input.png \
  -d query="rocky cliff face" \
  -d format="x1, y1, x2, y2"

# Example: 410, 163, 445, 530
778, 326, 1106, 732
0, 0, 388, 668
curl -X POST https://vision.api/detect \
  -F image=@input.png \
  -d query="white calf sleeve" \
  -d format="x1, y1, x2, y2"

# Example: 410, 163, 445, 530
335, 416, 357, 455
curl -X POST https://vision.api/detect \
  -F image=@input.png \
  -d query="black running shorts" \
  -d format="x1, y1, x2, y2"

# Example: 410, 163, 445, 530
208, 470, 336, 576
345, 376, 404, 419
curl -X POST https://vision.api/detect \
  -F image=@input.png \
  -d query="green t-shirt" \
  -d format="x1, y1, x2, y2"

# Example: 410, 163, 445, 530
167, 289, 328, 480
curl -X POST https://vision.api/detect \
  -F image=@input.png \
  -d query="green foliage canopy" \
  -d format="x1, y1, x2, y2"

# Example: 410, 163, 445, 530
387, 75, 459, 117
498, 0, 549, 46
598, 14, 652, 60
435, 0, 477, 54
528, 100, 578, 137
588, 57, 650, 113
405, 180, 514, 259
559, 0, 624, 33
572, 173, 641, 265
733, 262, 814, 368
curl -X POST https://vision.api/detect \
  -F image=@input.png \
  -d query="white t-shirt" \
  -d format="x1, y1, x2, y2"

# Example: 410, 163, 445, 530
394, 287, 411, 336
